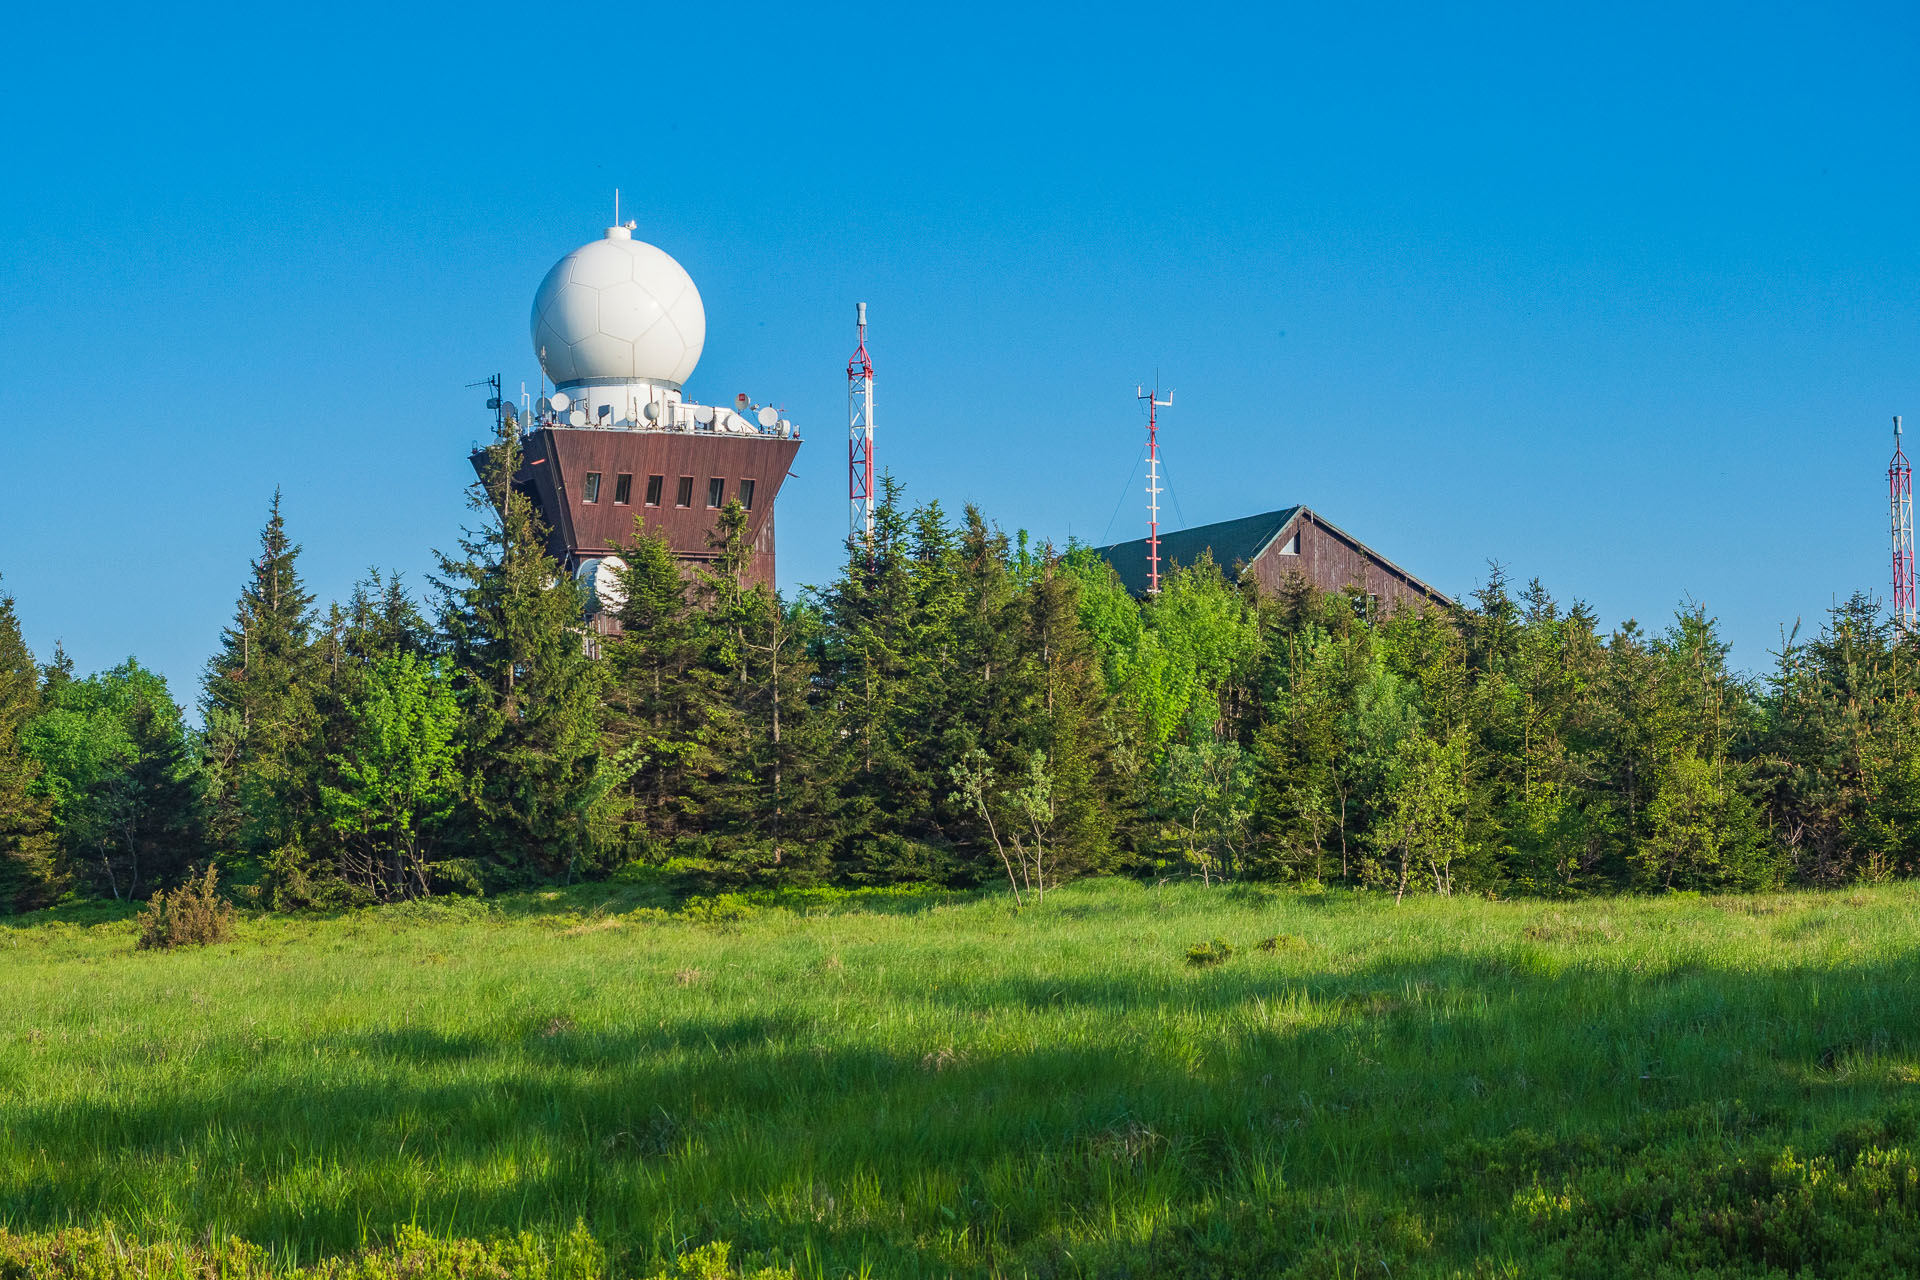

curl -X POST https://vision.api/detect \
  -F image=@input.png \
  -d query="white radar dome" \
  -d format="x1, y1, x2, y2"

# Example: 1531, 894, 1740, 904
532, 227, 706, 390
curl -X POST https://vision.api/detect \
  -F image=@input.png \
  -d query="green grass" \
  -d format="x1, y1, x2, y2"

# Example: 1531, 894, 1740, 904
8, 878, 1920, 1276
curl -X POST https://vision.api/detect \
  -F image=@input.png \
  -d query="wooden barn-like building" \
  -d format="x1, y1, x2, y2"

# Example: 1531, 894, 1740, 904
1093, 506, 1450, 612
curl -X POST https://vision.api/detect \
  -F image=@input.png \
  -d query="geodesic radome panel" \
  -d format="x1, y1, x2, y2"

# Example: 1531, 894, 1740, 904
531, 231, 706, 389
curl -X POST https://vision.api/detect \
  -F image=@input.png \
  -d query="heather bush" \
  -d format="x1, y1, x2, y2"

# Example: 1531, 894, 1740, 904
132, 863, 234, 950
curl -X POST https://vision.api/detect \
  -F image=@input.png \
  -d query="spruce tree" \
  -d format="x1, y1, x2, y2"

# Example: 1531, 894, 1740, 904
1010, 550, 1119, 877
692, 503, 838, 883
309, 571, 432, 900
818, 478, 921, 870
200, 490, 322, 891
0, 581, 58, 912
436, 419, 605, 881
604, 524, 711, 852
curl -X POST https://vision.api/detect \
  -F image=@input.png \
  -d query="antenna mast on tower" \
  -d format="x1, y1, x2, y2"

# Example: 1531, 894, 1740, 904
1893, 415, 1914, 630
848, 302, 875, 545
1138, 382, 1172, 594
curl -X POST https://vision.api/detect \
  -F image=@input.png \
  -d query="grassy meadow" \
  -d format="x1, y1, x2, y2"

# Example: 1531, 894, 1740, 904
8, 878, 1920, 1277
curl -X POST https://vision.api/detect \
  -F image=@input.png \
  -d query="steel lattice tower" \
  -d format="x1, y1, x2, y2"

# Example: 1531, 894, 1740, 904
848, 303, 875, 545
1894, 415, 1914, 629
1138, 384, 1171, 594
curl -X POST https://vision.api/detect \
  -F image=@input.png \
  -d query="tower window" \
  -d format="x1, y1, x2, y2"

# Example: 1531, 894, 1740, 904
582, 472, 602, 504
676, 476, 694, 508
707, 478, 725, 508
614, 473, 632, 504
739, 478, 756, 511
644, 474, 663, 507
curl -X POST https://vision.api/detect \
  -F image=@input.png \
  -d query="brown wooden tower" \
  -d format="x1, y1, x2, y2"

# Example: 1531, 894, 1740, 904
481, 421, 800, 590
484, 221, 804, 611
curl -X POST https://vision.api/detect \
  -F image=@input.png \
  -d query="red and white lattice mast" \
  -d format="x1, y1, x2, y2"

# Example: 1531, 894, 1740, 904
1894, 415, 1914, 630
848, 303, 875, 545
1137, 383, 1172, 594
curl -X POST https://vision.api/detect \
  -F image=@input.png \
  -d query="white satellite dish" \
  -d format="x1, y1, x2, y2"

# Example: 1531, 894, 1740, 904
692, 403, 715, 425
550, 391, 572, 412
567, 408, 587, 427
643, 401, 662, 421
573, 556, 628, 614
536, 396, 553, 416
757, 405, 779, 429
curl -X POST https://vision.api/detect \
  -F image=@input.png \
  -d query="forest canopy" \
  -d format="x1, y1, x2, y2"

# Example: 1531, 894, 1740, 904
4, 429, 1916, 911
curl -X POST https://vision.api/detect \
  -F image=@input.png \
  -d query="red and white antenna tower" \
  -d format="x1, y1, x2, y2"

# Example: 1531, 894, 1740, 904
1893, 415, 1914, 629
848, 302, 875, 545
1138, 382, 1172, 594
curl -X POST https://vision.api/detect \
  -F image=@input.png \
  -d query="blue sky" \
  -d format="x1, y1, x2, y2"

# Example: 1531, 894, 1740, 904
4, 1, 1917, 705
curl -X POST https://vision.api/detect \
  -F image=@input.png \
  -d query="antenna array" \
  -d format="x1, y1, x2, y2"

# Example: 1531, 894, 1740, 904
848, 303, 875, 545
1894, 415, 1914, 630
1138, 383, 1172, 594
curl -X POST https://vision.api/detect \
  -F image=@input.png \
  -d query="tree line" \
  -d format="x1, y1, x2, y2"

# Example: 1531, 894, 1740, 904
4, 421, 1919, 912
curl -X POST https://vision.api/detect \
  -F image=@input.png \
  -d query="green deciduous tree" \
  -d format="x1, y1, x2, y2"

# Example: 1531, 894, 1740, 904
321, 652, 462, 900
26, 660, 202, 901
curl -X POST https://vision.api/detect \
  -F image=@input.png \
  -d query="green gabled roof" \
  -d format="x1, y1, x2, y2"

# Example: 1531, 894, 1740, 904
1092, 507, 1301, 596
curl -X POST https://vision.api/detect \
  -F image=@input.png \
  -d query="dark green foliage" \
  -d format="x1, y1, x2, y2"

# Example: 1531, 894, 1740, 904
604, 525, 711, 851
25, 464, 1920, 908
199, 491, 323, 897
435, 421, 606, 882
0, 582, 58, 912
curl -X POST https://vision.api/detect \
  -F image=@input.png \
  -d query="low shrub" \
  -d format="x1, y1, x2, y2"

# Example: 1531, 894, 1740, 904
679, 893, 756, 926
1185, 937, 1235, 967
133, 865, 236, 951
0, 1225, 795, 1278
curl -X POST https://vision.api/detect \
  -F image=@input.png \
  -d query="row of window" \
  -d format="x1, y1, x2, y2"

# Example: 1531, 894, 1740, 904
580, 472, 756, 511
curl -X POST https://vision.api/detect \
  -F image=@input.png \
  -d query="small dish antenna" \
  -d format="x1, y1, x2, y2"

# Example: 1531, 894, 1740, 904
735, 392, 750, 412
536, 396, 554, 416
550, 391, 572, 412
757, 405, 779, 429
692, 403, 715, 426
643, 401, 662, 422
567, 408, 587, 427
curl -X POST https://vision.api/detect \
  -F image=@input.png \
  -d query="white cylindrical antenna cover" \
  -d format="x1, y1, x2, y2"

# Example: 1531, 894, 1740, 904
532, 229, 706, 390
856, 301, 867, 326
